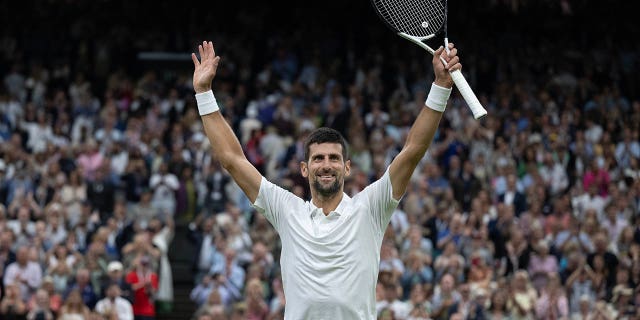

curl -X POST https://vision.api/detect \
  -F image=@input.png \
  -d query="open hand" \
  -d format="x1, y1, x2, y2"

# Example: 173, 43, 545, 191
192, 41, 221, 93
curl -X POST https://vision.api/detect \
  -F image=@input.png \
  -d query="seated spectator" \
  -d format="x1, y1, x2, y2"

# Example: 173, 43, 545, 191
249, 214, 278, 253
508, 270, 537, 318
193, 287, 224, 318
59, 288, 91, 320
447, 283, 473, 320
466, 288, 489, 320
25, 289, 54, 320
83, 242, 108, 294
3, 245, 42, 302
554, 218, 594, 255
528, 240, 558, 291
268, 276, 285, 319
380, 240, 405, 280
400, 250, 433, 300
101, 261, 133, 303
430, 273, 460, 320
376, 282, 411, 320
191, 274, 223, 307
0, 283, 27, 318
486, 289, 510, 319
401, 225, 433, 258
587, 232, 619, 291
406, 283, 432, 319
65, 267, 98, 310
58, 169, 87, 227
49, 253, 73, 295
467, 253, 492, 290
244, 278, 268, 320
95, 283, 134, 320
149, 162, 179, 219
127, 190, 157, 230
434, 242, 464, 280
566, 259, 597, 314
229, 303, 248, 320
610, 285, 635, 318
534, 272, 569, 319
45, 243, 79, 275
497, 173, 526, 216
6, 207, 36, 248
28, 276, 62, 315
121, 233, 160, 271
436, 213, 466, 252
570, 295, 594, 319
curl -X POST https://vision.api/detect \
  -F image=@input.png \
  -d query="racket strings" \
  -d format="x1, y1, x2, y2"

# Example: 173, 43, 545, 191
373, 0, 445, 37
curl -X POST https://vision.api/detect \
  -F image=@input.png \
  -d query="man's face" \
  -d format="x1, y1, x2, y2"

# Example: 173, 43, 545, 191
107, 285, 120, 299
301, 143, 350, 198
109, 269, 122, 280
16, 247, 28, 264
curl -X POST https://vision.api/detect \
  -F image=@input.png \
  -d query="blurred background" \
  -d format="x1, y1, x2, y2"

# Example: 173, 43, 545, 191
1, 0, 639, 319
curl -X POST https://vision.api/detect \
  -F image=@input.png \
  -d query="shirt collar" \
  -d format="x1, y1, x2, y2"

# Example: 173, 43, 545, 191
309, 193, 351, 219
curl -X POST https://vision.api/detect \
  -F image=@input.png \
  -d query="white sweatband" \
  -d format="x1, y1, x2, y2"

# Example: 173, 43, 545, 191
425, 83, 452, 113
195, 90, 220, 116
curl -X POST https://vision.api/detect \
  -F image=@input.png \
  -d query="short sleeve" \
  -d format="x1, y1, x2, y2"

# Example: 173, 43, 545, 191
252, 177, 304, 232
354, 168, 400, 235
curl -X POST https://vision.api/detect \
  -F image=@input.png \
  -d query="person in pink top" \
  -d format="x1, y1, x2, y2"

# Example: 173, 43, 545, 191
528, 240, 558, 292
76, 140, 104, 181
582, 158, 610, 198
535, 272, 569, 319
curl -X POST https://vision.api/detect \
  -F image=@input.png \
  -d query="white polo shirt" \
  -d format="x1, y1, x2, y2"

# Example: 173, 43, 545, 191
253, 169, 399, 320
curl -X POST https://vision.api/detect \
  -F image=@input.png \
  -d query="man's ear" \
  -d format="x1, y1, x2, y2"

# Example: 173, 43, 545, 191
345, 159, 351, 177
300, 161, 308, 178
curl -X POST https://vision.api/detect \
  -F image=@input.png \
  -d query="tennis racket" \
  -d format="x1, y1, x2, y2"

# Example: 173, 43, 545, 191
371, 0, 487, 119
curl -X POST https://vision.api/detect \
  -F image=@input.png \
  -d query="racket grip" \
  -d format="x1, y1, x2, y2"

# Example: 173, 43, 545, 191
449, 69, 487, 119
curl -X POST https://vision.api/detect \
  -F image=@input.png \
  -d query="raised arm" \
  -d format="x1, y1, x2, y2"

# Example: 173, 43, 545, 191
388, 44, 460, 199
192, 41, 262, 202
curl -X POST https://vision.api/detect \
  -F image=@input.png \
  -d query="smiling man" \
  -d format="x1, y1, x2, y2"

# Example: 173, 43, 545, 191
191, 41, 461, 319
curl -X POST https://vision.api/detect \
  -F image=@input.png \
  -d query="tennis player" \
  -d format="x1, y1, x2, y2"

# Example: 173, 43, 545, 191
191, 41, 460, 319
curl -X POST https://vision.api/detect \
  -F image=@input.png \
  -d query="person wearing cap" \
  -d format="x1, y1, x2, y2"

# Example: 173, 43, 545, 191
102, 261, 133, 304
611, 285, 635, 317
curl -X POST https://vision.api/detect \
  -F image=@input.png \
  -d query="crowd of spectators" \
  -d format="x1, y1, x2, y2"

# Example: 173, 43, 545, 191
1, 0, 640, 319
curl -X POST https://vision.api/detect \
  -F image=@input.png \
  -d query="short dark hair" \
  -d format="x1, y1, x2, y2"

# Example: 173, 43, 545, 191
303, 127, 348, 161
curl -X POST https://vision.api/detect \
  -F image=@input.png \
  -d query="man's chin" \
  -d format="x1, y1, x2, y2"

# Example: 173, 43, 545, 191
314, 181, 341, 197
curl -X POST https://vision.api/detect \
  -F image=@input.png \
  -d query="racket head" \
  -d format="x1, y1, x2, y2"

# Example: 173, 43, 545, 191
371, 0, 446, 38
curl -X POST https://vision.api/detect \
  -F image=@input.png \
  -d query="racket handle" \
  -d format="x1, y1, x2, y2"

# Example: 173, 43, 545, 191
449, 69, 487, 119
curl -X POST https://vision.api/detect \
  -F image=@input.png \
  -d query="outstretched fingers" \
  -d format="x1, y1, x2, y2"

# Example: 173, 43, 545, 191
209, 41, 216, 59
191, 53, 200, 67
198, 44, 205, 61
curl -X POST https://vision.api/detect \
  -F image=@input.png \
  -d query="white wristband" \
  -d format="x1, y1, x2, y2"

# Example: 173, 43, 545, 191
425, 83, 452, 113
195, 90, 220, 116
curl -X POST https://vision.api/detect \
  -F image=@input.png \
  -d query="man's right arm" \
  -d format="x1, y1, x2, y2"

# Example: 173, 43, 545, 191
192, 41, 262, 203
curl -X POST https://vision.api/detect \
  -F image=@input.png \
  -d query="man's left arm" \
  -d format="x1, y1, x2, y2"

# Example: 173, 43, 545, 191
389, 44, 460, 200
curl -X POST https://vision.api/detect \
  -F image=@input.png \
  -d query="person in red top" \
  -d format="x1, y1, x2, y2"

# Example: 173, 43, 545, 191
125, 256, 158, 320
